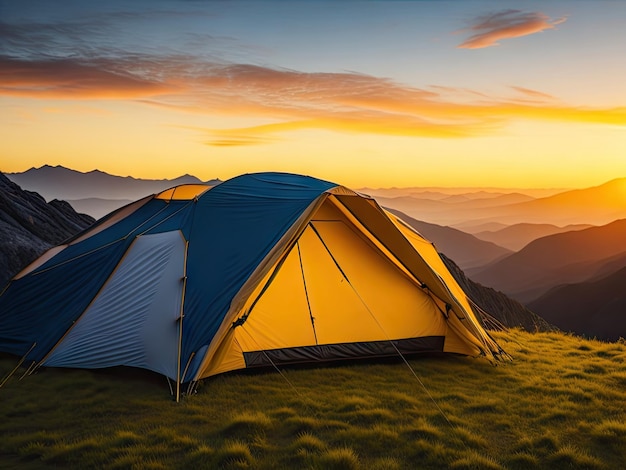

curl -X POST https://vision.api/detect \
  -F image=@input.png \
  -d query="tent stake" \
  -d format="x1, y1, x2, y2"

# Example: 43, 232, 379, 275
0, 343, 36, 388
180, 352, 195, 384
19, 361, 37, 380
166, 376, 174, 397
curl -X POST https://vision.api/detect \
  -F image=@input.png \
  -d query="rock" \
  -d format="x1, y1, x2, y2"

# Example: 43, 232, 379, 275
0, 173, 95, 287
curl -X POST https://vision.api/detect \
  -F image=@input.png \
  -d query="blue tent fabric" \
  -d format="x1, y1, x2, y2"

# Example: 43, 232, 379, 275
0, 241, 129, 359
0, 172, 336, 380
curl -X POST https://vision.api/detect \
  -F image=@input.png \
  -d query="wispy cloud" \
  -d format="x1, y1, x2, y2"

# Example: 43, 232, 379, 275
0, 56, 174, 98
458, 10, 567, 49
511, 86, 557, 101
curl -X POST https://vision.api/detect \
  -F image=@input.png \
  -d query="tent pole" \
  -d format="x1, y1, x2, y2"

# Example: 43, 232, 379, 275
176, 240, 190, 403
297, 241, 318, 344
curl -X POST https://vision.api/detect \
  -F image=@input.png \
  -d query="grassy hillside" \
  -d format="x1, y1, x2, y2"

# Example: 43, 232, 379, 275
1, 330, 625, 469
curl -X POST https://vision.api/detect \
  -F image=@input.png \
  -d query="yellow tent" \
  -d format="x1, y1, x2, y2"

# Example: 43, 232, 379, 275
193, 183, 505, 379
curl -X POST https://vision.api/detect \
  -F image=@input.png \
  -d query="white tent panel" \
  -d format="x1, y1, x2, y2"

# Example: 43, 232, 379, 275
44, 231, 186, 379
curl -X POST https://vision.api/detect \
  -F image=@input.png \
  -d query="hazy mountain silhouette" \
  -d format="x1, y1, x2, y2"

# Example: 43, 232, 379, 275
0, 173, 94, 287
6, 165, 220, 202
441, 254, 556, 333
374, 193, 535, 226
528, 267, 626, 341
360, 186, 564, 199
471, 219, 626, 303
385, 208, 512, 270
66, 198, 135, 220
365, 178, 626, 227
6, 165, 222, 219
477, 178, 626, 226
473, 223, 593, 251
453, 221, 510, 234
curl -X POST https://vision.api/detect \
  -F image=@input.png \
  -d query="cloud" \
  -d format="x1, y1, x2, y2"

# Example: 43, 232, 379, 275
1, 50, 624, 146
0, 56, 173, 98
458, 10, 567, 49
510, 86, 557, 101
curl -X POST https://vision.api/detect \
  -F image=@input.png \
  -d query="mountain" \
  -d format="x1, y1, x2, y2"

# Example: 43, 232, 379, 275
473, 223, 593, 251
366, 178, 626, 227
6, 165, 220, 203
359, 186, 565, 199
471, 219, 626, 303
0, 173, 94, 287
470, 178, 626, 226
528, 267, 626, 341
385, 208, 512, 270
452, 221, 510, 234
374, 193, 535, 226
441, 254, 556, 333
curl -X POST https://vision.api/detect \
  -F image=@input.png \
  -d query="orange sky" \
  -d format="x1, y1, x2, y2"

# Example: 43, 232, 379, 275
1, 1, 625, 188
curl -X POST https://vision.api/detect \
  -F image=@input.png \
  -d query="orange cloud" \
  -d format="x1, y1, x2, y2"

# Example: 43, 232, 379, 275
2, 54, 625, 147
0, 56, 173, 98
458, 10, 566, 49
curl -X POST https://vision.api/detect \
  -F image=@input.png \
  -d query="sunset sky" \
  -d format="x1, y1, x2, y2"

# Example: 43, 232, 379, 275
1, 0, 625, 188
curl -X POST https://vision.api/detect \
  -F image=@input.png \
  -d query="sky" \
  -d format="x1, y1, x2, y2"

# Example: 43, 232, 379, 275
1, 0, 625, 188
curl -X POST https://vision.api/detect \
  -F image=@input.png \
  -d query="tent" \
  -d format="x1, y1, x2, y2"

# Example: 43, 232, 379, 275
0, 173, 504, 399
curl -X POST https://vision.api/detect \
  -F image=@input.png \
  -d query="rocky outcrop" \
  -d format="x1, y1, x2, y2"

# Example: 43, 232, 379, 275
0, 173, 94, 287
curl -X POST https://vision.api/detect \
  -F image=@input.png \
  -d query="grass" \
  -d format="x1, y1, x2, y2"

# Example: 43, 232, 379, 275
1, 329, 625, 469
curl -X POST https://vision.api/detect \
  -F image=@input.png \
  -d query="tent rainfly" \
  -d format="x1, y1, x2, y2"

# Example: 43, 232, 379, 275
0, 173, 505, 399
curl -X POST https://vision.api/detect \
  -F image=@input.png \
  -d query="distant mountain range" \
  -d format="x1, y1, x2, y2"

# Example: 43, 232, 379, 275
472, 223, 593, 251
470, 219, 626, 303
6, 165, 220, 219
371, 193, 534, 227
9, 166, 626, 229
366, 178, 626, 227
481, 178, 626, 226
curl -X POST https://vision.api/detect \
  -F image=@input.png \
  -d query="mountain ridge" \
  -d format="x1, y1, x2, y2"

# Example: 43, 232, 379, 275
471, 219, 626, 302
6, 165, 220, 202
370, 177, 626, 227
473, 222, 594, 251
528, 266, 626, 341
